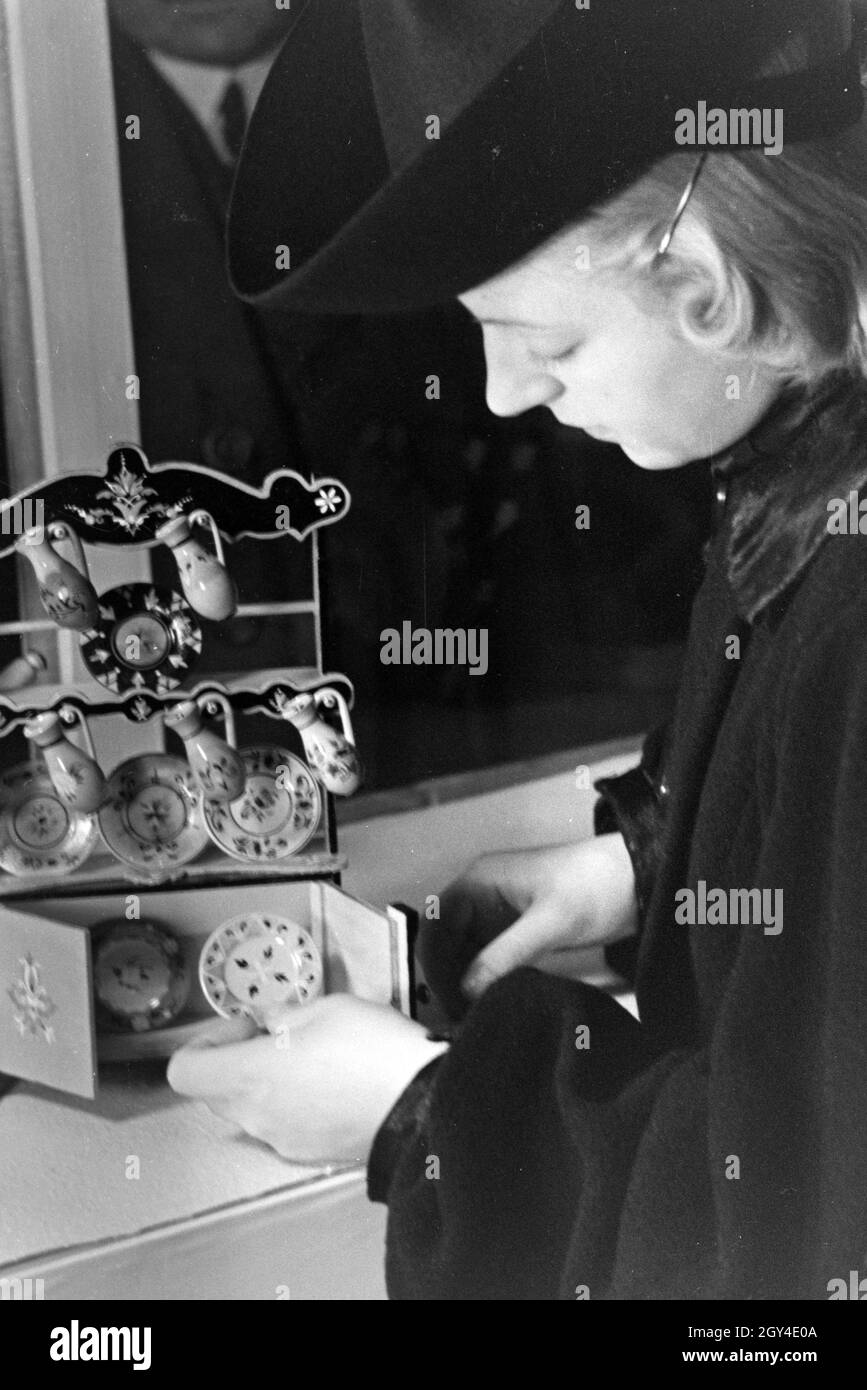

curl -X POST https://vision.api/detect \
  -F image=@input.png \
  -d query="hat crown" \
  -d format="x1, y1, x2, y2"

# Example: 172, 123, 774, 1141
229, 0, 862, 315
361, 0, 855, 173
362, 0, 563, 173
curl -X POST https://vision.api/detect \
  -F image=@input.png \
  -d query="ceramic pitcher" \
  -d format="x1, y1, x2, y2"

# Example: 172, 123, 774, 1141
156, 511, 236, 622
164, 697, 246, 802
281, 689, 361, 796
0, 649, 45, 693
15, 522, 99, 631
24, 710, 106, 813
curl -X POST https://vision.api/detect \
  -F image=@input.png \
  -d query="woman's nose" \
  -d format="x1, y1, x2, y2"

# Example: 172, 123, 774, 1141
481, 329, 563, 417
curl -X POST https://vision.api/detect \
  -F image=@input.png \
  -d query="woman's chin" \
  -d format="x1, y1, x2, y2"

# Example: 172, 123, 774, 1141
551, 411, 690, 469
618, 441, 689, 470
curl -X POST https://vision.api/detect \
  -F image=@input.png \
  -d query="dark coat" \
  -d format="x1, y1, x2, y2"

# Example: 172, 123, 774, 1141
368, 372, 867, 1300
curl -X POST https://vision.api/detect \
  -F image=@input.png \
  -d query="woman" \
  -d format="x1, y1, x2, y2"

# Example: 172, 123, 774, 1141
169, 0, 867, 1300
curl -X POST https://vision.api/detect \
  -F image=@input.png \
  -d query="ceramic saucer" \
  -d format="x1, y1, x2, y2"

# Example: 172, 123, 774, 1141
199, 913, 323, 1023
93, 918, 191, 1033
80, 583, 202, 695
98, 753, 208, 875
0, 761, 99, 876
202, 746, 321, 863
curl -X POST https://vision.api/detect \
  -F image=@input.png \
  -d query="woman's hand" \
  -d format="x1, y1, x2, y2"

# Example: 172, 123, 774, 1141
167, 995, 448, 1164
419, 831, 637, 1020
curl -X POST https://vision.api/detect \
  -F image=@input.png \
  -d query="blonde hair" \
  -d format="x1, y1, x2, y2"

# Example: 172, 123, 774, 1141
570, 17, 867, 387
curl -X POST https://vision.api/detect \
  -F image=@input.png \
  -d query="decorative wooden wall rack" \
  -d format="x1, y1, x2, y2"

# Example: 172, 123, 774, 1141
0, 445, 356, 898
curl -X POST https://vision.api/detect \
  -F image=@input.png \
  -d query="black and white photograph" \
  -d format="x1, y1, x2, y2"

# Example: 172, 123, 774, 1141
0, 0, 866, 1338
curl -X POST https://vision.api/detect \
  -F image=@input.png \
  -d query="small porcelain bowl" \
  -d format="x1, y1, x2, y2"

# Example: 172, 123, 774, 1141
93, 919, 191, 1033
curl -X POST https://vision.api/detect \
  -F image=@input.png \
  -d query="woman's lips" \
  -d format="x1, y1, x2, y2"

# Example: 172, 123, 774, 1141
569, 421, 618, 441
548, 407, 617, 440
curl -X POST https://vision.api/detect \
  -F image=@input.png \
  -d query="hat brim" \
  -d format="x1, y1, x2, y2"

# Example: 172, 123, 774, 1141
228, 0, 864, 315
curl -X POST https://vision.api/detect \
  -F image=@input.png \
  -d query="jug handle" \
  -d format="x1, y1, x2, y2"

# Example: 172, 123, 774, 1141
196, 692, 237, 750
313, 687, 355, 746
189, 509, 227, 568
48, 520, 91, 584
58, 703, 99, 762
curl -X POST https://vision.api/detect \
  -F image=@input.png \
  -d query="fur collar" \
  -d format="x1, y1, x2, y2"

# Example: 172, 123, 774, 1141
709, 372, 867, 623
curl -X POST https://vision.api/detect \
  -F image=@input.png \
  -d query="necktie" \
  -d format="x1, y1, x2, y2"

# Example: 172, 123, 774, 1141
219, 79, 247, 163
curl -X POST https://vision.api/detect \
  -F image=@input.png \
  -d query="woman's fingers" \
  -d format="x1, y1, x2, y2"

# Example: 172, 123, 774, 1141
167, 1025, 264, 1098
181, 1016, 260, 1048
418, 842, 624, 1014
418, 878, 520, 1020
531, 944, 605, 980
462, 896, 578, 998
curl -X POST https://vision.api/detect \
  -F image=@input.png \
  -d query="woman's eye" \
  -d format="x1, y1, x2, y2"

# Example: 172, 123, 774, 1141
543, 343, 581, 364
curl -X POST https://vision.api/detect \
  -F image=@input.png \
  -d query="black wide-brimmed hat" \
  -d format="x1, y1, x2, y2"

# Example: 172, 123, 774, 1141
228, 0, 863, 314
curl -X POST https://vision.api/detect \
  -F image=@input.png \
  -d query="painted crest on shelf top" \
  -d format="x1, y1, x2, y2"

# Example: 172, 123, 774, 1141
0, 444, 351, 557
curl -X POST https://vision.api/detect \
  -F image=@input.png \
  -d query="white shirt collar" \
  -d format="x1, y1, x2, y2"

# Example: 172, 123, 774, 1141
147, 48, 278, 163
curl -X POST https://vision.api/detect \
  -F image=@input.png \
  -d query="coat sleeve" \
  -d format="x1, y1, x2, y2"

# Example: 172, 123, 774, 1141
593, 721, 670, 982
367, 968, 676, 1300
368, 617, 867, 1300
607, 614, 867, 1299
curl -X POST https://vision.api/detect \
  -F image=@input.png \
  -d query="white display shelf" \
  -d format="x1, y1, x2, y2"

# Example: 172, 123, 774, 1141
0, 844, 347, 900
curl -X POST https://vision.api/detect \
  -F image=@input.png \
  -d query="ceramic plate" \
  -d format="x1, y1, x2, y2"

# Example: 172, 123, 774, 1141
199, 913, 323, 1022
80, 583, 202, 695
0, 761, 99, 876
202, 746, 321, 863
92, 919, 191, 1033
98, 753, 208, 875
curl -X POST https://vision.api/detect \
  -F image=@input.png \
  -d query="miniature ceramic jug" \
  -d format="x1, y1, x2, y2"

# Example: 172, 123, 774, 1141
164, 697, 246, 802
24, 709, 106, 814
281, 689, 361, 796
0, 649, 45, 693
15, 522, 99, 631
156, 510, 236, 622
